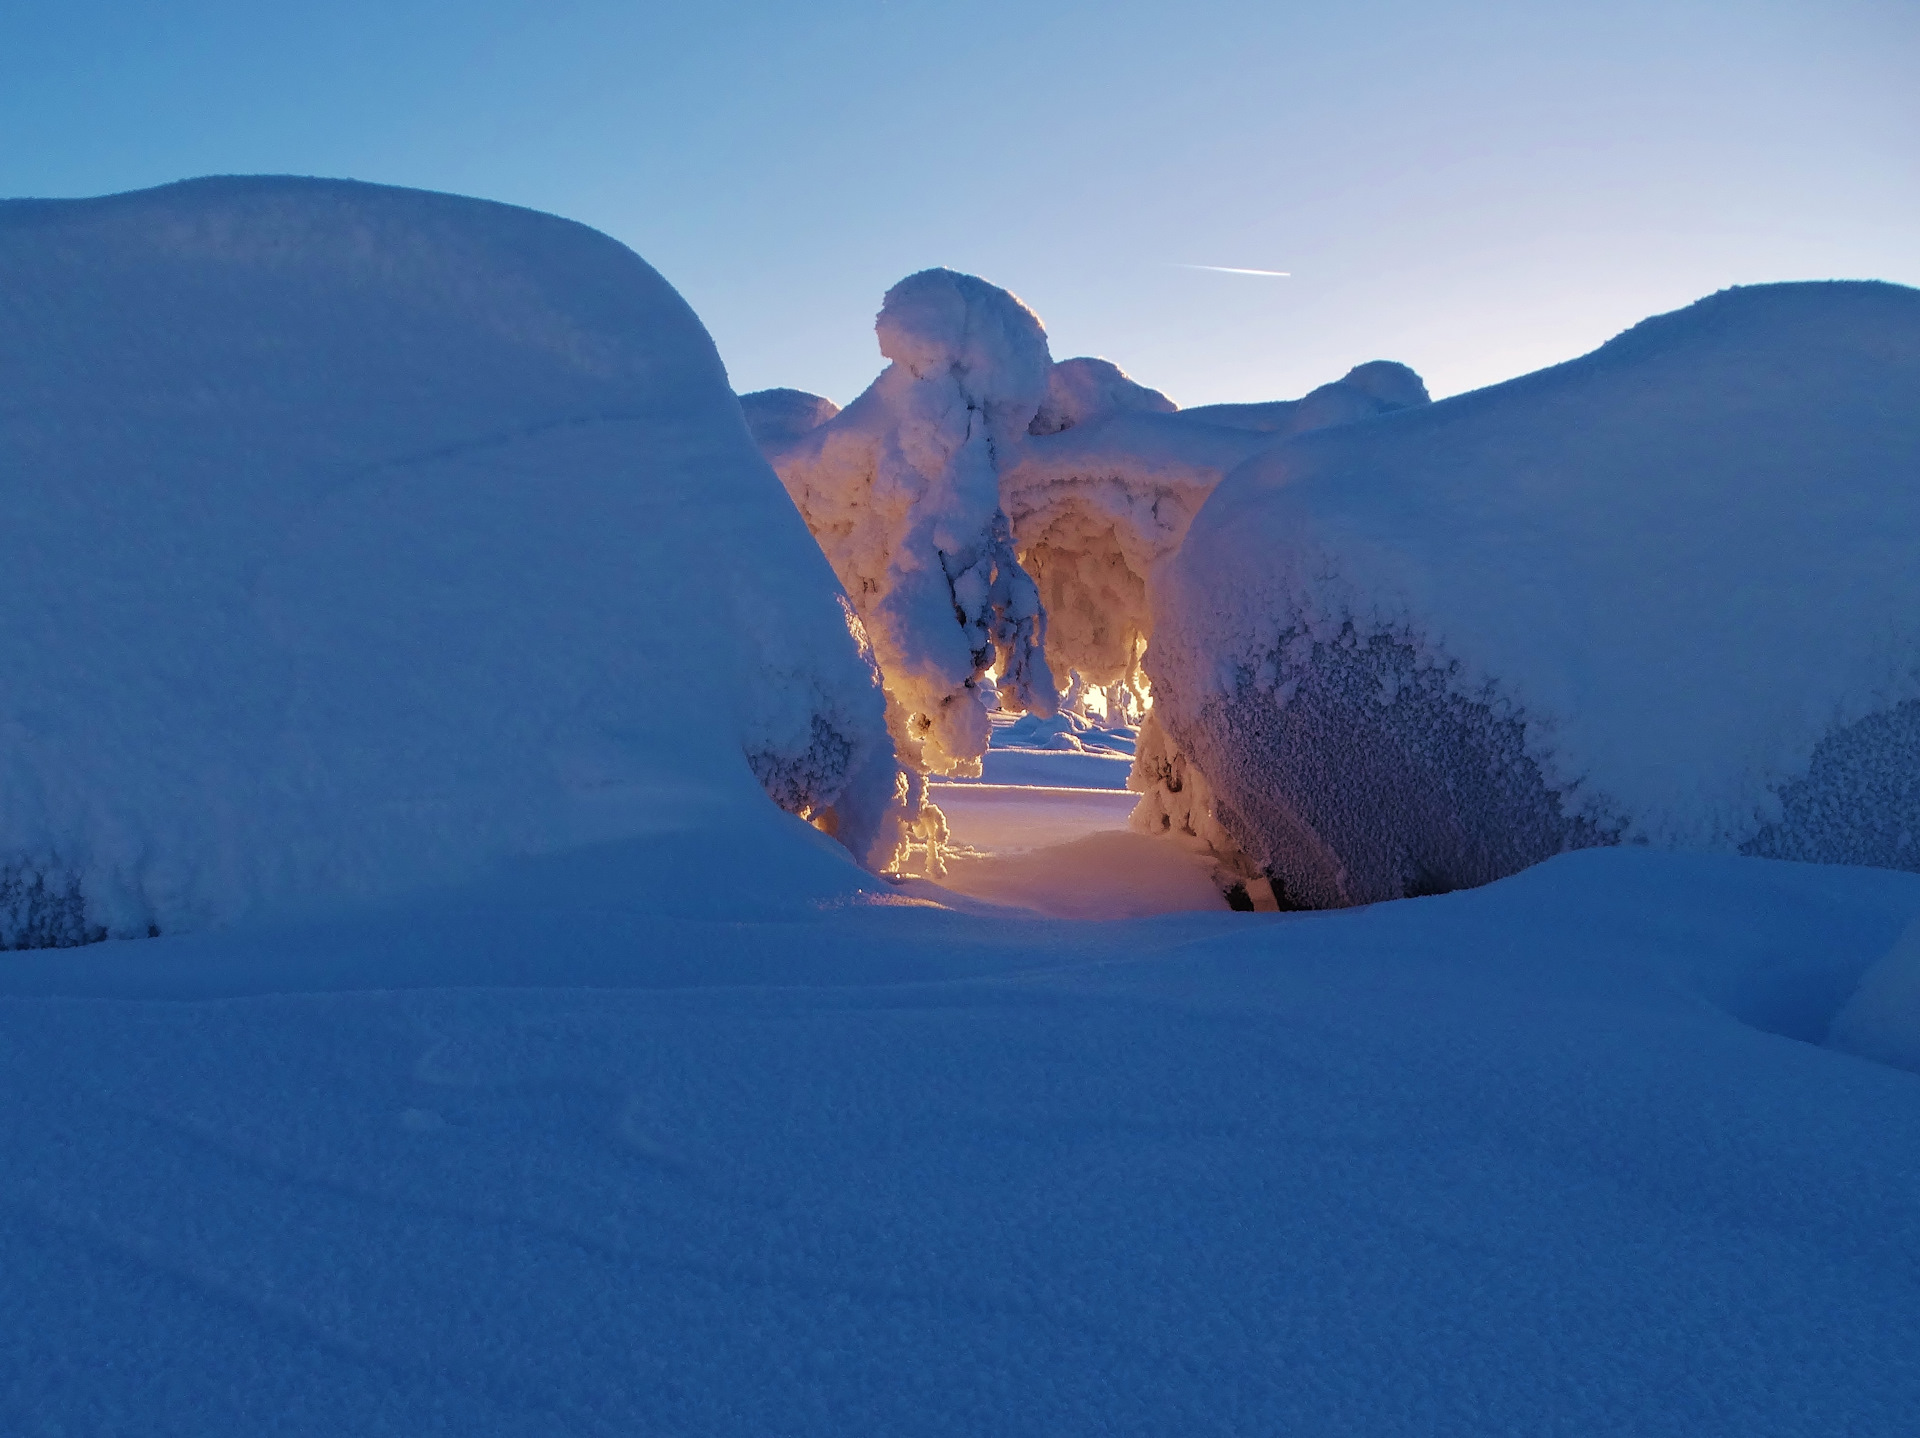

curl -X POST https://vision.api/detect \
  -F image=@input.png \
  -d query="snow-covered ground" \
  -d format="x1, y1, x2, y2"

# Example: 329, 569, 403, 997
3, 844, 1918, 1434
924, 711, 1228, 919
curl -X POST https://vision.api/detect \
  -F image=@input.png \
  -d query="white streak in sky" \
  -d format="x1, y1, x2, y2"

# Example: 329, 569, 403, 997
1174, 263, 1292, 277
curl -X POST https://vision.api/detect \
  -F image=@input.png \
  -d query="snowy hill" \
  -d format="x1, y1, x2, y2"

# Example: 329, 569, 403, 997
1151, 281, 1920, 907
0, 177, 904, 946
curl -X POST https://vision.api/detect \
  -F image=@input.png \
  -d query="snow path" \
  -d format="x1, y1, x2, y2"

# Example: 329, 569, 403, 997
929, 783, 1227, 919
925, 714, 1229, 919
2, 847, 1918, 1434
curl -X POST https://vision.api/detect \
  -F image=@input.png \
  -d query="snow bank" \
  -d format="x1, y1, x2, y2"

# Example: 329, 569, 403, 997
1004, 360, 1431, 700
1151, 281, 1920, 907
0, 176, 906, 946
766, 270, 1058, 782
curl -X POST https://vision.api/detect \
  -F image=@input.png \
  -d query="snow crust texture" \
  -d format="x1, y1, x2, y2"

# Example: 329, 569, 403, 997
764, 270, 1058, 782
0, 176, 905, 945
1152, 282, 1920, 906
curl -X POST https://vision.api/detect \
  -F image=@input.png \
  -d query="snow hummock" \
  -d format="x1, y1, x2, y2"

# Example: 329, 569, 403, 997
1150, 281, 1920, 907
764, 269, 1058, 785
0, 176, 909, 946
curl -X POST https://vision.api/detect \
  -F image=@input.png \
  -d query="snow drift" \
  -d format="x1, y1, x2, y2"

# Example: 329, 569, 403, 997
1004, 360, 1431, 705
764, 270, 1058, 781
0, 176, 905, 947
1149, 281, 1920, 908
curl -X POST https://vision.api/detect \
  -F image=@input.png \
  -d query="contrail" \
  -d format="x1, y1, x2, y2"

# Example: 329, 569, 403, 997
1174, 263, 1292, 277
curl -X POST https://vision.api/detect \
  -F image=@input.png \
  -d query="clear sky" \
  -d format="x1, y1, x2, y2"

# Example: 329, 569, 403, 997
4, 0, 1914, 404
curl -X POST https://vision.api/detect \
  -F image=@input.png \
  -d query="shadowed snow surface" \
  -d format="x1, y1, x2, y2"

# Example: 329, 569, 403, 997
2, 846, 1918, 1434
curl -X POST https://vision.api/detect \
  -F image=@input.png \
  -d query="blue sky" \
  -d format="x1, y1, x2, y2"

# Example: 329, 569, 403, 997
4, 0, 1914, 403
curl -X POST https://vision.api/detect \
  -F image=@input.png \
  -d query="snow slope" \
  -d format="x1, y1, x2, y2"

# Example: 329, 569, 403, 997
0, 176, 905, 946
2, 845, 1917, 1434
1153, 282, 1920, 907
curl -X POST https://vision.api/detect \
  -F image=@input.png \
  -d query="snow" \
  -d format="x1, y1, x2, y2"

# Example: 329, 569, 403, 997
1151, 281, 1920, 907
1025, 355, 1176, 436
4, 844, 1919, 1433
1003, 359, 1432, 700
0, 176, 909, 945
1828, 918, 1920, 1073
8, 181, 1920, 1436
737, 386, 840, 451
766, 270, 1059, 784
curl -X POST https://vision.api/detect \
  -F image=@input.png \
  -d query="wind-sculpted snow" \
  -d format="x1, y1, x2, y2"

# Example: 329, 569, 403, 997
767, 270, 1058, 787
1004, 360, 1431, 700
1152, 281, 1920, 906
0, 177, 907, 946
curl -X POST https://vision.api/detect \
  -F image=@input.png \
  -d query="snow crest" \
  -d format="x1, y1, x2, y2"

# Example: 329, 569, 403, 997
1151, 281, 1920, 906
0, 176, 906, 946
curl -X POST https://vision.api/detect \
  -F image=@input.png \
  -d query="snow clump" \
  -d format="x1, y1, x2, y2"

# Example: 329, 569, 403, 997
1149, 281, 1920, 908
0, 176, 908, 947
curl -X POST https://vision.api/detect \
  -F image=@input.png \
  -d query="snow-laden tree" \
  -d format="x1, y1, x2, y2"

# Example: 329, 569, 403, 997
0, 176, 914, 946
1150, 281, 1920, 908
1004, 359, 1432, 717
765, 270, 1059, 783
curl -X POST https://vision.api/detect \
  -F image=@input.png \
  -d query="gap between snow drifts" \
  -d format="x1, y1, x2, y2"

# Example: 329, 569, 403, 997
904, 711, 1233, 920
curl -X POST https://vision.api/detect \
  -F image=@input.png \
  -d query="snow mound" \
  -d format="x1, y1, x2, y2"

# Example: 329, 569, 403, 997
765, 269, 1058, 784
738, 386, 840, 453
1180, 360, 1430, 434
0, 176, 906, 946
1004, 359, 1431, 701
1151, 281, 1920, 908
1027, 356, 1175, 436
1828, 918, 1920, 1073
